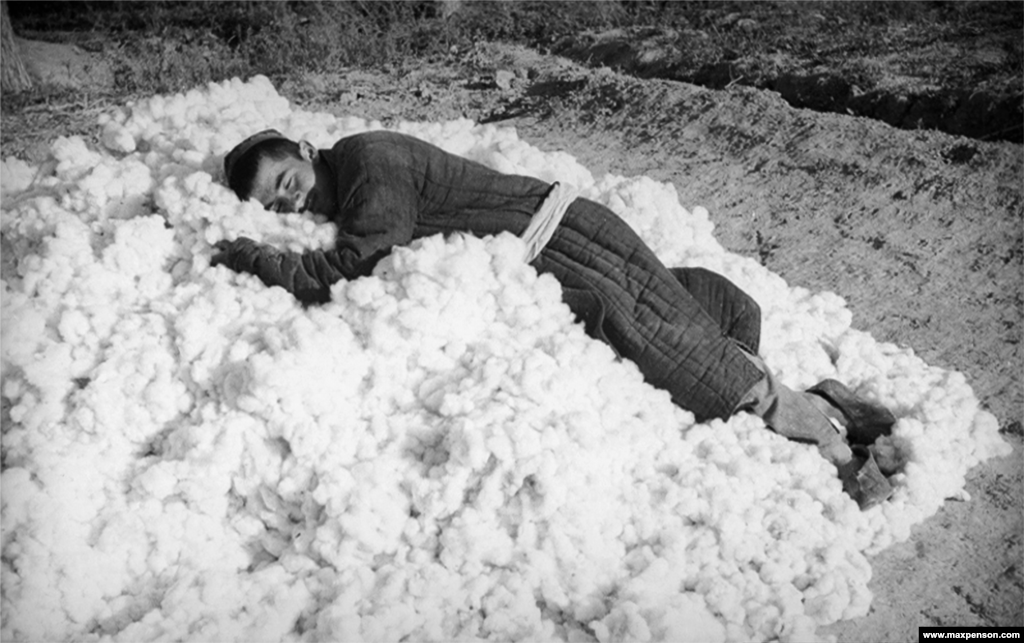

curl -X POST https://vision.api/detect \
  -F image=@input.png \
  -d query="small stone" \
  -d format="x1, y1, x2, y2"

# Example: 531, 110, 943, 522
718, 12, 741, 27
736, 18, 759, 32
495, 69, 515, 90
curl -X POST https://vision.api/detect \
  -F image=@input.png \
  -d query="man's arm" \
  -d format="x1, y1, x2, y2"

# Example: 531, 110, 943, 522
214, 166, 419, 304
212, 231, 401, 304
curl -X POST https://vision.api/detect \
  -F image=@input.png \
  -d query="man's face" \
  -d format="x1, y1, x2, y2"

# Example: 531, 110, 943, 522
250, 141, 330, 215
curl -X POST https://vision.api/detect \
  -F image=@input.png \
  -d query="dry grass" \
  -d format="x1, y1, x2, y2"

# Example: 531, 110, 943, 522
2, 1, 1020, 153
6, 1, 1019, 96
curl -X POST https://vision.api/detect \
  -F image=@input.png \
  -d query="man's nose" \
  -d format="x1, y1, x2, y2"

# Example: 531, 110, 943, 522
272, 196, 291, 213
283, 188, 302, 210
276, 193, 296, 212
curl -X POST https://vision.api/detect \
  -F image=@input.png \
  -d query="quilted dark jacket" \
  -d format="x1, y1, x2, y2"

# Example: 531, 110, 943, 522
219, 131, 762, 421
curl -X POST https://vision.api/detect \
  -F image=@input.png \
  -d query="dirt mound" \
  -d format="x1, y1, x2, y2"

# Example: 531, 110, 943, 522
554, 25, 1023, 143
11, 36, 113, 90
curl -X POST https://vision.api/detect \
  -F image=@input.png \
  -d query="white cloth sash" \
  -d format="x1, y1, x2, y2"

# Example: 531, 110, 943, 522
520, 182, 579, 263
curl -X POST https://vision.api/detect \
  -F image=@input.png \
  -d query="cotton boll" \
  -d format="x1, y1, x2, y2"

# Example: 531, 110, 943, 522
102, 215, 175, 282
655, 593, 728, 643
1, 558, 71, 642
1, 290, 48, 370
135, 462, 179, 500
20, 340, 73, 396
592, 601, 653, 643
50, 136, 104, 181
0, 469, 42, 556
101, 119, 137, 153
2, 464, 135, 638
466, 125, 594, 187
1, 156, 40, 198
614, 556, 728, 643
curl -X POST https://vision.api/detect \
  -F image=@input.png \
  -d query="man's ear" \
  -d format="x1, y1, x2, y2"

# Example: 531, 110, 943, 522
299, 140, 317, 162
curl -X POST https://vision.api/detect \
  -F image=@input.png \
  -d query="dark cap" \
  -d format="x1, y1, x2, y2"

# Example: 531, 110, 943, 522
223, 129, 289, 179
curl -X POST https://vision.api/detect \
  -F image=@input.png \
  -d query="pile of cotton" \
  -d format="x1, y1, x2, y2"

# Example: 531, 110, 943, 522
1, 76, 1010, 643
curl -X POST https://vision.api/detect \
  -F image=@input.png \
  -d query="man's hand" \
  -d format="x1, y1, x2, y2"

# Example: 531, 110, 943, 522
211, 237, 259, 271
209, 236, 335, 304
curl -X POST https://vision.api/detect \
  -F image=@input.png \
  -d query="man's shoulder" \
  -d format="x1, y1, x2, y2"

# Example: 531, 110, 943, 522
330, 131, 452, 175
332, 130, 422, 153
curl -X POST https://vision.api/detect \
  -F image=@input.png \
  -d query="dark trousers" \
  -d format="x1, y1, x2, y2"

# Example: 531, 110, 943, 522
558, 262, 763, 421
669, 267, 761, 356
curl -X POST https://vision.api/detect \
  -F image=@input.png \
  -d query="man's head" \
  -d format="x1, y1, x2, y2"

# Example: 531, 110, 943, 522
224, 129, 336, 215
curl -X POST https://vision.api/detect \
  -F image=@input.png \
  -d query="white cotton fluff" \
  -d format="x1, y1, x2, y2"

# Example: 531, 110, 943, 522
0, 76, 1010, 643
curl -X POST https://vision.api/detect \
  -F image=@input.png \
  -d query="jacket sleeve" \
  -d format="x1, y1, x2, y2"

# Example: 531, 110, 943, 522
218, 169, 420, 304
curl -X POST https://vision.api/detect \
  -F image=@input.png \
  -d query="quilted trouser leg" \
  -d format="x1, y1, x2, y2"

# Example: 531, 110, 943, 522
670, 268, 848, 458
535, 199, 763, 422
670, 267, 848, 458
737, 354, 853, 465
565, 267, 762, 360
669, 267, 761, 355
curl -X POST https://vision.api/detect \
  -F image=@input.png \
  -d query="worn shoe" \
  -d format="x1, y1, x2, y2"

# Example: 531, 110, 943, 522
807, 379, 896, 445
837, 445, 894, 510
868, 440, 903, 476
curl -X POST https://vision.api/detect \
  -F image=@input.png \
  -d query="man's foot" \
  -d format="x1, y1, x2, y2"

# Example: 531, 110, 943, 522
867, 440, 903, 476
837, 445, 894, 510
807, 379, 896, 445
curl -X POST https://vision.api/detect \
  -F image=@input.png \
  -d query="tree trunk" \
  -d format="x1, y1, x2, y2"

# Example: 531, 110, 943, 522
1, 0, 32, 93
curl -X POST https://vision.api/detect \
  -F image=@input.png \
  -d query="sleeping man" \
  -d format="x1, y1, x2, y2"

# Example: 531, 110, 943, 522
212, 128, 898, 509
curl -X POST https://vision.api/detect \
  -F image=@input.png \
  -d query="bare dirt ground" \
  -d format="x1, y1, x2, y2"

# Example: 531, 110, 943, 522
552, 8, 1022, 145
3, 34, 1022, 642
